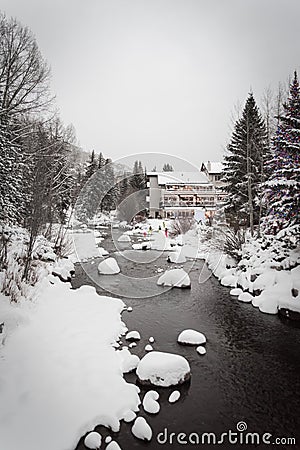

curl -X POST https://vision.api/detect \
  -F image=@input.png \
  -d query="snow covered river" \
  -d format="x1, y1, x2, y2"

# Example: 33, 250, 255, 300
73, 233, 300, 449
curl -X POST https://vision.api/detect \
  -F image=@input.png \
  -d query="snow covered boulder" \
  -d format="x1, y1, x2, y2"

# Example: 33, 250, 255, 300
221, 274, 238, 287
52, 259, 75, 282
98, 247, 109, 257
196, 346, 206, 355
167, 251, 187, 264
178, 329, 206, 346
143, 390, 160, 414
136, 351, 191, 387
169, 390, 180, 403
132, 241, 152, 250
117, 348, 140, 373
118, 234, 131, 243
157, 269, 191, 289
145, 344, 153, 352
125, 330, 141, 341
98, 258, 120, 275
230, 288, 243, 296
106, 441, 122, 450
238, 292, 253, 303
132, 417, 152, 441
123, 410, 137, 423
84, 431, 102, 449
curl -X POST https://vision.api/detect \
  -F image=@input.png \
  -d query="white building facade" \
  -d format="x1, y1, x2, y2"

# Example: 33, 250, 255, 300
147, 168, 225, 219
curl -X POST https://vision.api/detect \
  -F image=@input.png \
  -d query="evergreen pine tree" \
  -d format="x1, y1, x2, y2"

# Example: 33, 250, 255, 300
262, 71, 300, 232
131, 160, 146, 190
162, 163, 174, 172
222, 93, 269, 232
85, 150, 98, 180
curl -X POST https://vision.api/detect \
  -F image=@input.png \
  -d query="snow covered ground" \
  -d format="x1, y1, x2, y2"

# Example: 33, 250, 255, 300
0, 277, 140, 450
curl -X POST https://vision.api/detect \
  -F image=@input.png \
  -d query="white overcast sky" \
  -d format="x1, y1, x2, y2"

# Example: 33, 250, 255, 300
1, 0, 300, 169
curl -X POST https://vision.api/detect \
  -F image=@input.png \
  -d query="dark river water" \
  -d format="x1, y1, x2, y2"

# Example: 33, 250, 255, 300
73, 231, 300, 450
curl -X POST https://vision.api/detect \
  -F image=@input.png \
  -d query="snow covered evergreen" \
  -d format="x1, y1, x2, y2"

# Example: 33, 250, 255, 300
222, 93, 270, 232
262, 71, 300, 234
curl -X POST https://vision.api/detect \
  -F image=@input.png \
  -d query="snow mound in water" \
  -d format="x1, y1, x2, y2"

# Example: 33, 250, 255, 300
98, 247, 109, 257
221, 274, 238, 287
157, 269, 191, 288
253, 270, 277, 291
168, 390, 180, 403
84, 431, 102, 449
132, 241, 152, 250
178, 329, 206, 345
125, 331, 141, 341
117, 348, 140, 373
143, 390, 160, 414
132, 417, 152, 441
98, 258, 120, 274
106, 441, 122, 450
123, 410, 137, 423
238, 292, 253, 303
167, 251, 187, 264
118, 234, 131, 243
230, 288, 243, 296
136, 351, 191, 387
145, 344, 153, 352
196, 346, 206, 355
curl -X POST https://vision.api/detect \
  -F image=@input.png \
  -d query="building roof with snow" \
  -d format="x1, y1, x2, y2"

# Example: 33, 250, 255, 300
147, 171, 211, 185
200, 161, 224, 174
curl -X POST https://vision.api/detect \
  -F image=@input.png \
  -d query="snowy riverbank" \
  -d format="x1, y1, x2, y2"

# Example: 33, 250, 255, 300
204, 226, 300, 316
0, 276, 140, 450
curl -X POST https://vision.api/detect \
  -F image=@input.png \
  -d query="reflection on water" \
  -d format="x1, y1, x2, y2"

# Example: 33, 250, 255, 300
73, 234, 300, 450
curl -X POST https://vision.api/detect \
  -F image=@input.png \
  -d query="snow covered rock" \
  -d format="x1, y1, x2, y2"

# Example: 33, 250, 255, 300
105, 436, 112, 443
98, 247, 109, 257
84, 431, 102, 449
127, 306, 133, 312
117, 348, 140, 373
167, 251, 187, 264
221, 274, 238, 287
98, 258, 120, 275
178, 329, 206, 346
149, 336, 155, 343
118, 234, 131, 243
168, 390, 180, 403
132, 417, 152, 441
125, 331, 141, 341
157, 269, 191, 288
136, 351, 191, 387
52, 258, 75, 282
238, 292, 253, 303
123, 410, 137, 423
132, 242, 152, 250
230, 288, 243, 296
106, 441, 122, 450
196, 346, 206, 355
145, 344, 153, 352
143, 390, 160, 414
129, 342, 137, 349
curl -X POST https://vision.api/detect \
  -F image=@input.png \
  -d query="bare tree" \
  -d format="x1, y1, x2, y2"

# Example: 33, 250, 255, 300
0, 14, 52, 122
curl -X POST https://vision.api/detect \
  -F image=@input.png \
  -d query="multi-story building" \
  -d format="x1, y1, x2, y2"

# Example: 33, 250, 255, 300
200, 161, 227, 205
146, 162, 227, 219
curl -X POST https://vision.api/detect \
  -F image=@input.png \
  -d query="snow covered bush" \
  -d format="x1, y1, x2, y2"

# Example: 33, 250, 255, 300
0, 225, 55, 302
